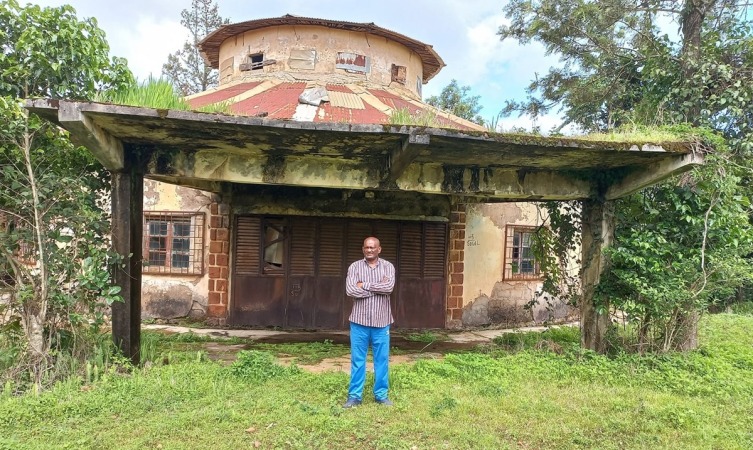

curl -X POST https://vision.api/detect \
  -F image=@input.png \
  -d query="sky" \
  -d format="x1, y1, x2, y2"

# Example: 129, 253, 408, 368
30, 0, 564, 131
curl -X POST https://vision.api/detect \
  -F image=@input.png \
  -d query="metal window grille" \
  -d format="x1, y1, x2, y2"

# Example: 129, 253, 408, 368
503, 225, 542, 281
143, 212, 204, 275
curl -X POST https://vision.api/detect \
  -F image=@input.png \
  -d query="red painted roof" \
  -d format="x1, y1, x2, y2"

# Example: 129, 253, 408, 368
187, 80, 483, 131
187, 82, 262, 109
230, 82, 306, 119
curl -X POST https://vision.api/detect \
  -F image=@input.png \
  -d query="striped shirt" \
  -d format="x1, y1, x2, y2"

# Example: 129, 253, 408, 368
346, 257, 395, 327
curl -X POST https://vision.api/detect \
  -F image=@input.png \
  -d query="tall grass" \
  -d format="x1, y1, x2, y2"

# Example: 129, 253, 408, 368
95, 77, 230, 113
387, 107, 441, 127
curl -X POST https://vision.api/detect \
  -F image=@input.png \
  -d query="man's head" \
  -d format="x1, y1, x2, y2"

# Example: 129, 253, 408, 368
362, 237, 381, 263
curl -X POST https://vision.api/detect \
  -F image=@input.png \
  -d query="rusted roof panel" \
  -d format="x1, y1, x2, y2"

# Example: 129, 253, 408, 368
187, 82, 263, 109
198, 15, 445, 82
230, 82, 306, 119
328, 91, 365, 110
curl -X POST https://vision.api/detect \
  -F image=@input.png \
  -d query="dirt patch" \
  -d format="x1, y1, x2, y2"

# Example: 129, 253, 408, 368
277, 352, 445, 374
253, 332, 483, 352
200, 334, 463, 373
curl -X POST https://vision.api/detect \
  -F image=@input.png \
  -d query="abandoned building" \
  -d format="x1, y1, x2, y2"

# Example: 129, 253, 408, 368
27, 15, 701, 362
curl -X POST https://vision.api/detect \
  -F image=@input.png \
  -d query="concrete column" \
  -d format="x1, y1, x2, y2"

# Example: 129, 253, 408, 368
580, 198, 614, 353
111, 168, 143, 365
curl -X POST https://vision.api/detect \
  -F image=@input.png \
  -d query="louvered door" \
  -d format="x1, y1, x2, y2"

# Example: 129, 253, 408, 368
230, 216, 287, 326
231, 215, 448, 329
395, 222, 447, 328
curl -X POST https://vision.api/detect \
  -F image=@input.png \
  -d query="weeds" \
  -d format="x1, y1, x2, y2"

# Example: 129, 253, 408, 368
230, 350, 301, 382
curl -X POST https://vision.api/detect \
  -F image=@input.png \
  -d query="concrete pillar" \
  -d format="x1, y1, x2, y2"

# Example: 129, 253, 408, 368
580, 198, 614, 353
111, 167, 143, 365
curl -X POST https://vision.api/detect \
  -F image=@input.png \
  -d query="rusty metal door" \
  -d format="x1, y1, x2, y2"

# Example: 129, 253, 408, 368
230, 215, 447, 329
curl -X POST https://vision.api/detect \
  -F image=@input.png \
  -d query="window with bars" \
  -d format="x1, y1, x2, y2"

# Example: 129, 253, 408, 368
143, 212, 204, 275
503, 225, 542, 280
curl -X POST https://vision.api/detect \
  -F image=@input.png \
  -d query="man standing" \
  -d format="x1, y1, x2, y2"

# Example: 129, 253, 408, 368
343, 236, 395, 408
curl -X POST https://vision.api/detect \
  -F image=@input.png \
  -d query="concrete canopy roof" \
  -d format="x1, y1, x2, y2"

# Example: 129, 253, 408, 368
26, 99, 702, 202
197, 14, 446, 83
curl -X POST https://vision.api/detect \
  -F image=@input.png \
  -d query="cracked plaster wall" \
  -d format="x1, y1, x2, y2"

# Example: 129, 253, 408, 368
218, 25, 424, 99
142, 180, 212, 320
461, 203, 576, 327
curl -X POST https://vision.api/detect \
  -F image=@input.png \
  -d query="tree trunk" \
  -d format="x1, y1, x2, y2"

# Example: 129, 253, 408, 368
580, 199, 615, 353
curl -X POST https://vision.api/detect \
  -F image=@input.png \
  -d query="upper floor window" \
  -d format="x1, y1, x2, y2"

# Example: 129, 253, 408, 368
336, 52, 370, 74
391, 64, 406, 84
504, 225, 541, 280
143, 212, 204, 275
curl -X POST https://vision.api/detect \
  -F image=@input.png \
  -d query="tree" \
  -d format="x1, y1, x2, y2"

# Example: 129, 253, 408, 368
162, 0, 228, 96
499, 0, 753, 351
426, 79, 485, 125
0, 0, 134, 388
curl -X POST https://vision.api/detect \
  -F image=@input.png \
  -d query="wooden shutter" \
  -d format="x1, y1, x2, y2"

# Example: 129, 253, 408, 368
399, 222, 422, 278
319, 220, 345, 276
290, 218, 315, 276
424, 223, 447, 278
347, 221, 372, 264
374, 221, 398, 265
235, 216, 261, 275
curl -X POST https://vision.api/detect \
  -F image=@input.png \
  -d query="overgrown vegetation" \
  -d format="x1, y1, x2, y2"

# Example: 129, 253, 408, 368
94, 76, 230, 113
0, 0, 133, 390
500, 0, 753, 352
2, 313, 753, 449
387, 107, 441, 127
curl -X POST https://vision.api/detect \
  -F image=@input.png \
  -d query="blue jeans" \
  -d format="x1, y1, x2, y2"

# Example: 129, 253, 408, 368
348, 322, 390, 401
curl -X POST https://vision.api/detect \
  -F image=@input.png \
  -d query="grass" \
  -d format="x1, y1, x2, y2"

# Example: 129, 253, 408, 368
2, 313, 753, 449
387, 107, 441, 127
95, 77, 230, 113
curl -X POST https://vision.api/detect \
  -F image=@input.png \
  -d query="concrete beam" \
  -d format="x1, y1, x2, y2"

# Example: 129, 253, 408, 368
605, 152, 704, 200
382, 133, 430, 185
147, 148, 597, 200
58, 103, 124, 171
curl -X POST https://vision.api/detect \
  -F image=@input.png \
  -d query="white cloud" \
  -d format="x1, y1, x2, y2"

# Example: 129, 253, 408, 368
109, 16, 187, 81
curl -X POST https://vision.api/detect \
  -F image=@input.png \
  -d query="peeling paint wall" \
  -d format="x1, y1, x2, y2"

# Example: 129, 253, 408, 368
142, 180, 213, 320
461, 203, 577, 327
218, 25, 425, 99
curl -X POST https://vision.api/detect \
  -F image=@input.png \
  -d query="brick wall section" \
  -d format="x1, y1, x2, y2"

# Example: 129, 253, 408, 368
446, 202, 466, 328
206, 201, 230, 324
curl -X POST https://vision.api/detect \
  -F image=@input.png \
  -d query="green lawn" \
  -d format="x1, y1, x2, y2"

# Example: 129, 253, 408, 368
2, 314, 753, 449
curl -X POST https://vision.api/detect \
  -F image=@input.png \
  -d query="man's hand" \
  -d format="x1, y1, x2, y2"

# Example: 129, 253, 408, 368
356, 281, 363, 288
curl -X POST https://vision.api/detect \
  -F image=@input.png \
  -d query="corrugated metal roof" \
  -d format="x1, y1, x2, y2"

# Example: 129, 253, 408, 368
328, 91, 365, 110
185, 79, 482, 130
187, 82, 262, 109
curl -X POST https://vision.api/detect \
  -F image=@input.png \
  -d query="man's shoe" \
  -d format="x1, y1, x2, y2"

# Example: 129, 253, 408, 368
375, 398, 393, 406
343, 398, 362, 409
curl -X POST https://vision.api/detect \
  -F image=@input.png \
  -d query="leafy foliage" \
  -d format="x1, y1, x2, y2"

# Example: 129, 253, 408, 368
161, 0, 229, 96
0, 1, 134, 389
500, 0, 753, 351
0, 1, 133, 99
425, 79, 485, 125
